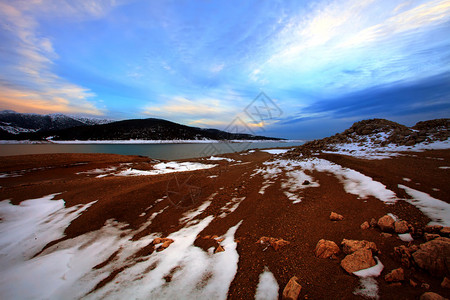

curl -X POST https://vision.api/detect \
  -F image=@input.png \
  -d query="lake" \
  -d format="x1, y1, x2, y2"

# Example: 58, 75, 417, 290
0, 141, 304, 160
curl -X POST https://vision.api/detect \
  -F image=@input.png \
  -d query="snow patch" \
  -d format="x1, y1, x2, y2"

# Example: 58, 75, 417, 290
208, 156, 234, 162
353, 257, 384, 300
398, 185, 450, 226
398, 233, 414, 242
255, 267, 279, 300
116, 162, 217, 176
261, 149, 289, 155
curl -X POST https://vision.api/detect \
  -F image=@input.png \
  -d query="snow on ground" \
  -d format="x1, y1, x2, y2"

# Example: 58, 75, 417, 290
324, 139, 450, 160
296, 158, 397, 203
179, 193, 216, 225
353, 257, 384, 300
219, 197, 246, 218
398, 184, 450, 226
0, 193, 243, 300
439, 166, 450, 169
76, 166, 117, 176
398, 233, 414, 242
116, 162, 217, 176
261, 149, 289, 155
255, 267, 279, 300
207, 156, 235, 162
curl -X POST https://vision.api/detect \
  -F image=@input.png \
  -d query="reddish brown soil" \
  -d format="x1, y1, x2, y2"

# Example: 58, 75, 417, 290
0, 149, 449, 299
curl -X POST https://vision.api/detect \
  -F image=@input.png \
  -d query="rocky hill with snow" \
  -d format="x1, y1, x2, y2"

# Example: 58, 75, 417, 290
0, 110, 113, 138
286, 118, 449, 158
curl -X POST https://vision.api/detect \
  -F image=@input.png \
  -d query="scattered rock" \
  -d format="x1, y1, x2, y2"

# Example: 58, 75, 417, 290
370, 218, 377, 228
341, 239, 378, 255
412, 237, 450, 277
394, 245, 419, 268
378, 215, 395, 232
330, 212, 344, 221
422, 283, 431, 290
420, 292, 446, 300
385, 268, 405, 282
440, 227, 450, 237
395, 221, 409, 234
302, 180, 310, 185
381, 233, 393, 238
341, 249, 376, 273
282, 276, 302, 300
425, 233, 441, 241
388, 282, 402, 287
315, 239, 340, 259
410, 279, 418, 287
214, 245, 225, 253
361, 221, 370, 230
257, 236, 290, 251
424, 225, 443, 233
441, 277, 450, 289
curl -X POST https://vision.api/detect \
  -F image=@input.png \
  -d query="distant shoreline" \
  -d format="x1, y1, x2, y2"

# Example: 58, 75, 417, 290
0, 139, 306, 145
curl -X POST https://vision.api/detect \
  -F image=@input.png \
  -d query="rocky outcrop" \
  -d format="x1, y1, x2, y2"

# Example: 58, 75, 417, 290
341, 239, 378, 255
315, 239, 340, 259
340, 249, 376, 273
377, 215, 395, 232
282, 276, 302, 300
412, 237, 450, 277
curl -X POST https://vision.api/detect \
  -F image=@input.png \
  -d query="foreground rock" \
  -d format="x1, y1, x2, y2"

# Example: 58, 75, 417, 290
315, 239, 340, 259
394, 220, 409, 234
341, 239, 377, 255
330, 212, 344, 221
282, 276, 302, 300
377, 215, 395, 232
420, 292, 447, 300
412, 237, 450, 277
341, 249, 376, 273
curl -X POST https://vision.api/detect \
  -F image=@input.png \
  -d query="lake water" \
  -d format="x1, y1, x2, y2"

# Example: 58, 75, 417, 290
0, 141, 304, 160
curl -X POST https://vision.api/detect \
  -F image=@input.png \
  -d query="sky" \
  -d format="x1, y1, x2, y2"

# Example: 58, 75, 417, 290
0, 0, 449, 139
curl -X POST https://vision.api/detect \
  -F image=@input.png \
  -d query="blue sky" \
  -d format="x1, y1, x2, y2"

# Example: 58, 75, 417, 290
0, 0, 449, 139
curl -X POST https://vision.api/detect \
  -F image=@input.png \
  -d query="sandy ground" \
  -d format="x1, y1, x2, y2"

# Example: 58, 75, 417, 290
0, 149, 449, 299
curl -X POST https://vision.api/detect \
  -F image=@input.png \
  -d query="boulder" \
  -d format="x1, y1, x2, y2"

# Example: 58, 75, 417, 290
412, 237, 450, 277
340, 249, 376, 273
330, 212, 344, 221
361, 221, 370, 230
420, 292, 446, 300
315, 239, 340, 259
395, 221, 409, 234
377, 215, 395, 232
282, 276, 302, 300
384, 268, 405, 282
341, 239, 378, 254
441, 277, 450, 289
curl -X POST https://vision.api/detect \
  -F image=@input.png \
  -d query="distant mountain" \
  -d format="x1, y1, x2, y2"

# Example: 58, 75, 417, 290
0, 110, 113, 138
0, 112, 282, 141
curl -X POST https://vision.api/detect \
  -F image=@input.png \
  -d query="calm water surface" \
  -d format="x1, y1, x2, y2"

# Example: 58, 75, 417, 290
0, 142, 304, 160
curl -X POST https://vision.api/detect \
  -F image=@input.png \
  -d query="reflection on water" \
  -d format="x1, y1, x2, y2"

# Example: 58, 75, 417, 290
0, 142, 304, 160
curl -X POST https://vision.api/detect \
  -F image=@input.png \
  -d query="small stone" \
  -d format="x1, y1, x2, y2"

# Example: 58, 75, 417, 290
360, 221, 370, 230
381, 233, 393, 238
211, 235, 219, 239
384, 268, 404, 282
272, 239, 290, 251
340, 249, 376, 273
282, 276, 302, 300
441, 277, 450, 289
395, 221, 409, 234
217, 238, 224, 243
370, 218, 377, 227
214, 245, 225, 253
152, 237, 162, 244
440, 227, 450, 237
388, 282, 402, 287
421, 283, 430, 290
330, 212, 344, 221
410, 279, 418, 287
420, 292, 446, 300
378, 215, 395, 232
315, 239, 340, 259
302, 180, 310, 185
